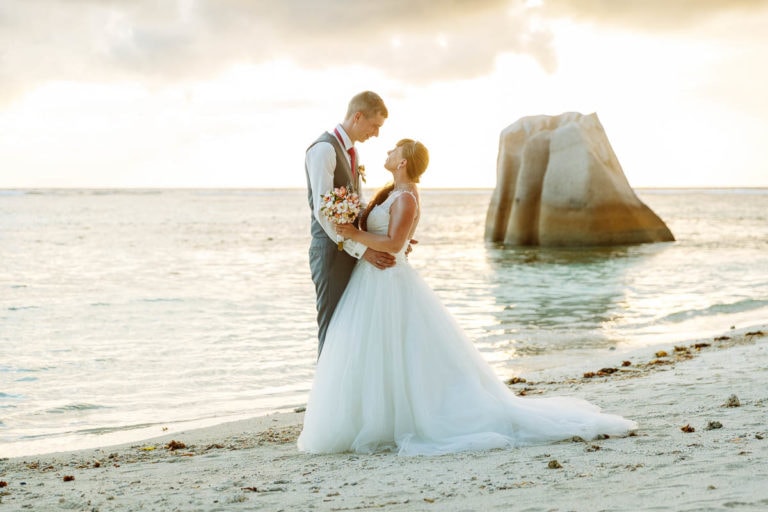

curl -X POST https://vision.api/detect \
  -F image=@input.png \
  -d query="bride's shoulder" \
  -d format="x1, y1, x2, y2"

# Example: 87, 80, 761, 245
390, 189, 419, 212
392, 188, 418, 201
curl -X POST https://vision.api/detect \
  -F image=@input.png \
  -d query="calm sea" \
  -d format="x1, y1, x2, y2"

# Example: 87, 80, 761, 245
1, 188, 767, 456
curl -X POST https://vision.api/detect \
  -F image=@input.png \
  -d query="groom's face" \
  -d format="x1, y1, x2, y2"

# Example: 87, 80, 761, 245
354, 112, 386, 143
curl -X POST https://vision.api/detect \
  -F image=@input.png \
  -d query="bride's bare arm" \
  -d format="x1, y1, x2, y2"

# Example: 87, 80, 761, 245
335, 194, 417, 254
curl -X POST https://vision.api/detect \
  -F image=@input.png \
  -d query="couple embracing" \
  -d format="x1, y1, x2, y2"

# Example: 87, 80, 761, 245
299, 91, 636, 456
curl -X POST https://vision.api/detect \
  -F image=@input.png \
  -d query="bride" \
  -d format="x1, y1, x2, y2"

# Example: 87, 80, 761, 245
297, 139, 636, 456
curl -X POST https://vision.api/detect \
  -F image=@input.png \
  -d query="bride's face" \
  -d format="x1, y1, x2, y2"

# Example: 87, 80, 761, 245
384, 146, 404, 172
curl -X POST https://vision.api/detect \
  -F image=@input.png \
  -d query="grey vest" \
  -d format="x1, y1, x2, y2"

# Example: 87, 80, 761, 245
305, 132, 359, 241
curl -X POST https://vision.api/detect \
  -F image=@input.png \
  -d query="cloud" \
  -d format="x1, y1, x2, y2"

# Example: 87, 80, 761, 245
0, 0, 557, 104
541, 0, 768, 31
4, 0, 767, 105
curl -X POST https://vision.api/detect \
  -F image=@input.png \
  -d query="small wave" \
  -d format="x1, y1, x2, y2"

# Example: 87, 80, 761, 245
0, 366, 38, 374
0, 190, 25, 196
7, 305, 39, 311
656, 298, 768, 324
0, 392, 23, 399
89, 189, 164, 196
76, 422, 160, 436
46, 403, 109, 414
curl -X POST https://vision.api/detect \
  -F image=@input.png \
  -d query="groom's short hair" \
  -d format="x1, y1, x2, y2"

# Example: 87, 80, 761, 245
346, 91, 388, 120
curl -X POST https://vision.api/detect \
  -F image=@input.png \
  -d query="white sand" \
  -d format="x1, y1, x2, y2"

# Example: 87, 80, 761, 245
2, 325, 767, 511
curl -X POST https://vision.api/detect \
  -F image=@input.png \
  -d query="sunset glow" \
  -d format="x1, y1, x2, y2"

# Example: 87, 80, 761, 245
1, 1, 766, 189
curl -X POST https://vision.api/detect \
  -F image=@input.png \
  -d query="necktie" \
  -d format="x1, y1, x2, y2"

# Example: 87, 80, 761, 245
348, 146, 357, 180
334, 128, 356, 180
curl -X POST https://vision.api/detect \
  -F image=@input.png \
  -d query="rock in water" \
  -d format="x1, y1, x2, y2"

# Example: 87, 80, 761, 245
485, 112, 674, 246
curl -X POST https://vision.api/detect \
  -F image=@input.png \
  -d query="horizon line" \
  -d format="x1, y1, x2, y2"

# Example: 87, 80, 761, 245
2, 186, 768, 191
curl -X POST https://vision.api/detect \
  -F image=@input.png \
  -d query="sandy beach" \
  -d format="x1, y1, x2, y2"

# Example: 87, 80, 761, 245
2, 325, 766, 512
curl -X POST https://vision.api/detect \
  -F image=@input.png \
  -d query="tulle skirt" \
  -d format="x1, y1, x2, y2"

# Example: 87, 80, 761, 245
297, 259, 637, 456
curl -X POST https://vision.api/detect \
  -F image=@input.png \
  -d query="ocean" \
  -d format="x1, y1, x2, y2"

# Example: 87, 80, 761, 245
1, 188, 767, 457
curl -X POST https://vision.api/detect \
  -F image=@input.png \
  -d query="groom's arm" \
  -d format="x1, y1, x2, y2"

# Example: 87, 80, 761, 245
305, 142, 367, 259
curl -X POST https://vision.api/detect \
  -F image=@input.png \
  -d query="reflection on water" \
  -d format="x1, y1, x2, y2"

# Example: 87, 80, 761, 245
481, 243, 666, 357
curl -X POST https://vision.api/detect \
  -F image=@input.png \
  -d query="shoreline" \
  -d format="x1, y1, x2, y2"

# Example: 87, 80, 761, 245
2, 324, 766, 511
3, 321, 763, 460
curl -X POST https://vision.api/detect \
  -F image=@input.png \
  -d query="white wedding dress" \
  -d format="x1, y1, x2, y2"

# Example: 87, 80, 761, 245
298, 190, 636, 456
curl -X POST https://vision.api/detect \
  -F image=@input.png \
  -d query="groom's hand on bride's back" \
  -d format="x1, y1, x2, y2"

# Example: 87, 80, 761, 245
363, 249, 396, 270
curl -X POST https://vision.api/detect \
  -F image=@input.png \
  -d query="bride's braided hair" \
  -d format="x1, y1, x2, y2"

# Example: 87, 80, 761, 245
359, 139, 429, 231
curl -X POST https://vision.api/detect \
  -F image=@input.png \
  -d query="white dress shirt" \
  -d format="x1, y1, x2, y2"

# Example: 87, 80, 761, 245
306, 124, 368, 259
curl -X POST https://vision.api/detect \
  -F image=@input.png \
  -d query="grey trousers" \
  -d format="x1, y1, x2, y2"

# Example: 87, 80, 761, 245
309, 238, 357, 358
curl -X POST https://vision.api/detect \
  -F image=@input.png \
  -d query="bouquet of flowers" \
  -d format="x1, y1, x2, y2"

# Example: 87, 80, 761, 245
319, 186, 361, 250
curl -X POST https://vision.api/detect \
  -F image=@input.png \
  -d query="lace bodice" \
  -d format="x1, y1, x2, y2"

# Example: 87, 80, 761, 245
365, 190, 419, 261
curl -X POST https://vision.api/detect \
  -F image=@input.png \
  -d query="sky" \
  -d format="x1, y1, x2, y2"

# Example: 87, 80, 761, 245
1, 0, 767, 189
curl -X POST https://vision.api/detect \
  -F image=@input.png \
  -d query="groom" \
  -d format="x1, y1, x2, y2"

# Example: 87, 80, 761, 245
305, 91, 396, 357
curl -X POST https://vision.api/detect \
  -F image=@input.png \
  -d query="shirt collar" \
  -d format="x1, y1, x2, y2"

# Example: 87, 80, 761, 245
334, 124, 353, 151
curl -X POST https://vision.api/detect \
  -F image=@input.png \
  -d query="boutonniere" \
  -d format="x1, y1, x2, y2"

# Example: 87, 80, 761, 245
357, 164, 366, 183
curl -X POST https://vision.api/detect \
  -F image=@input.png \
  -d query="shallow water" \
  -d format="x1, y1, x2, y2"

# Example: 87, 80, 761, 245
1, 188, 767, 456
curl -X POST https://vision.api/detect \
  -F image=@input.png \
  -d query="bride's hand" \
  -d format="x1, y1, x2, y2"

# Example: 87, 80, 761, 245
335, 223, 358, 238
